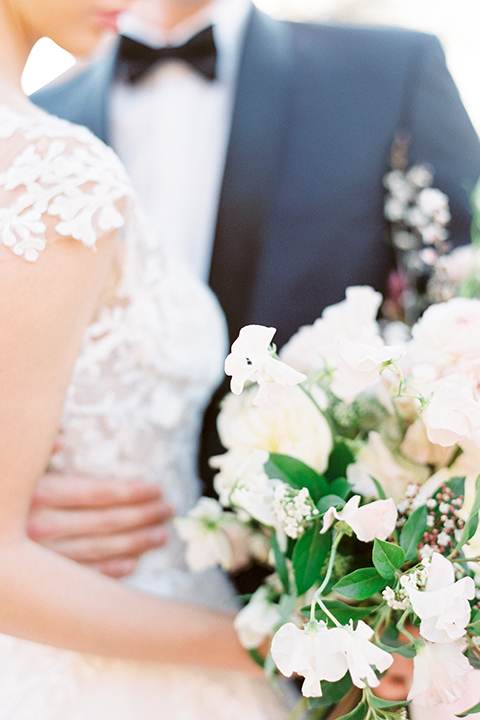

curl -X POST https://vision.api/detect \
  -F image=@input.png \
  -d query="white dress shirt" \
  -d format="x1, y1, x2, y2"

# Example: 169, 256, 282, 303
111, 0, 251, 281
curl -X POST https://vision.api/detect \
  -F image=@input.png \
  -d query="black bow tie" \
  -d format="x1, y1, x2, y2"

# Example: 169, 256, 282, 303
115, 25, 217, 84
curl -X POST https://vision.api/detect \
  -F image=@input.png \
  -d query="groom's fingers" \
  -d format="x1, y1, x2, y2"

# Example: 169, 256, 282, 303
36, 523, 170, 564
28, 497, 173, 540
28, 472, 174, 574
31, 472, 164, 509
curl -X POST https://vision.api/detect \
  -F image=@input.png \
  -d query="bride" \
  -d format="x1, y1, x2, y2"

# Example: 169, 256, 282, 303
0, 0, 289, 717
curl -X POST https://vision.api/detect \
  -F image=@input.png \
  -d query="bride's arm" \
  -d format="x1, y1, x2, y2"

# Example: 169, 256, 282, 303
0, 235, 259, 674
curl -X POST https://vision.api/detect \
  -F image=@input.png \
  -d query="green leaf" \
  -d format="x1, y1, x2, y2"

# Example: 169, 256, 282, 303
333, 567, 388, 600
467, 646, 480, 670
369, 696, 410, 710
316, 494, 346, 515
266, 453, 328, 503
455, 700, 480, 717
377, 642, 417, 658
454, 475, 480, 552
446, 476, 465, 497
371, 476, 387, 500
324, 441, 355, 483
328, 477, 353, 499
313, 600, 375, 626
336, 701, 367, 720
468, 608, 480, 634
400, 504, 428, 562
373, 538, 405, 578
293, 519, 331, 595
270, 531, 289, 593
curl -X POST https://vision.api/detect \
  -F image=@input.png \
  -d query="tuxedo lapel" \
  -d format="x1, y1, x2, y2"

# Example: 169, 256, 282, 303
208, 6, 293, 345
77, 49, 118, 144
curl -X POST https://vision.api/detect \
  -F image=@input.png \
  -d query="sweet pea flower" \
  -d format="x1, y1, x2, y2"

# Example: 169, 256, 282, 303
279, 286, 384, 376
271, 620, 392, 697
422, 383, 480, 447
327, 620, 393, 689
408, 641, 472, 706
321, 495, 397, 542
331, 340, 405, 402
224, 325, 305, 405
175, 497, 243, 572
234, 586, 282, 649
401, 552, 475, 643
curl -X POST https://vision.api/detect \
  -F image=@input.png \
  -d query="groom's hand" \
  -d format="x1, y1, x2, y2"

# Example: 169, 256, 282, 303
28, 473, 173, 577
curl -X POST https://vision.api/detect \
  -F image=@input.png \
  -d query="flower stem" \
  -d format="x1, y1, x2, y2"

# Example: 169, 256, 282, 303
285, 696, 309, 720
310, 531, 343, 623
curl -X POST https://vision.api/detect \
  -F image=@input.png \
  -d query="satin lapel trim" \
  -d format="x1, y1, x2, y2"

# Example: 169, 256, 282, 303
209, 7, 292, 344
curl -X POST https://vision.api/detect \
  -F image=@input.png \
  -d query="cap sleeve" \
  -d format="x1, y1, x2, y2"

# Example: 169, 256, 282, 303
0, 106, 134, 262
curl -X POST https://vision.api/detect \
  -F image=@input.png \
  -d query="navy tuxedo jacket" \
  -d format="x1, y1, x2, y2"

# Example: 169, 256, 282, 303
33, 5, 480, 350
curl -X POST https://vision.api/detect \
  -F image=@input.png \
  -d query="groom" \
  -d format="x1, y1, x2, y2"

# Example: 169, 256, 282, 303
30, 0, 480, 576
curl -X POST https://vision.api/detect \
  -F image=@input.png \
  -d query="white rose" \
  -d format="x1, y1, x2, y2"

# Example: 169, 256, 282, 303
408, 297, 480, 379
217, 385, 333, 474
347, 431, 420, 501
211, 448, 279, 526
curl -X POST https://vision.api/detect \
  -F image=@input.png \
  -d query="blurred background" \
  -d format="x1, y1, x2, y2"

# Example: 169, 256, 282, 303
22, 0, 480, 132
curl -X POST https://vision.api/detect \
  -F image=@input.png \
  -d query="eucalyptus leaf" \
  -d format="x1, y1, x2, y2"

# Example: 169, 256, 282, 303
266, 453, 328, 503
400, 504, 428, 562
293, 519, 331, 595
333, 567, 388, 600
373, 538, 405, 578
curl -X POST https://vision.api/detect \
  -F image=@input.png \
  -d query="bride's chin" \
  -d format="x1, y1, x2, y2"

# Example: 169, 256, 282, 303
53, 28, 115, 60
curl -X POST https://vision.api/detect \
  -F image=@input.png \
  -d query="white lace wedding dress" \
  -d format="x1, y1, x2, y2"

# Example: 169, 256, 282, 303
0, 104, 289, 720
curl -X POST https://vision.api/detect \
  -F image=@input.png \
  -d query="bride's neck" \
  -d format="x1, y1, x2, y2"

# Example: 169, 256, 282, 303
0, 2, 34, 99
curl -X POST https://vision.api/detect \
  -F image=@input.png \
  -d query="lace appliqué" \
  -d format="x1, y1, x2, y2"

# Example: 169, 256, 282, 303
0, 105, 133, 261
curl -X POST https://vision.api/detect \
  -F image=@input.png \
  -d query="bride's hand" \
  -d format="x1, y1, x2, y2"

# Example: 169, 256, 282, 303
28, 472, 173, 577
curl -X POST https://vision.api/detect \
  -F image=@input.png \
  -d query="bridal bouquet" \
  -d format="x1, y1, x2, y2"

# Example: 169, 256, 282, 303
177, 286, 480, 720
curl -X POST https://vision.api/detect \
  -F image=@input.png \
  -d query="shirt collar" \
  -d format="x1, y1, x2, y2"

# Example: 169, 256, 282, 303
118, 0, 252, 82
